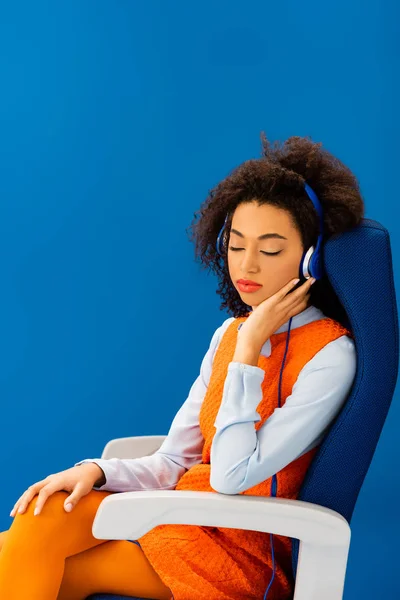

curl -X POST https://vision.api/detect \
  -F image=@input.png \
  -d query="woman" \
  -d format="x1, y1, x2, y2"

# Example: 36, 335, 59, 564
0, 135, 364, 600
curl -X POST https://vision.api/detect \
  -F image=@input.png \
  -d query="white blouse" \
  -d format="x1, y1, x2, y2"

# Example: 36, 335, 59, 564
76, 305, 357, 494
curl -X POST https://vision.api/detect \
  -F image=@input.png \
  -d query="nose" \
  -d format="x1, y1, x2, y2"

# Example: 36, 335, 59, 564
238, 248, 260, 275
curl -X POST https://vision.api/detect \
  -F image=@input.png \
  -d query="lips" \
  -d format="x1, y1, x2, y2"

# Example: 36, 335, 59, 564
237, 279, 262, 286
237, 280, 263, 293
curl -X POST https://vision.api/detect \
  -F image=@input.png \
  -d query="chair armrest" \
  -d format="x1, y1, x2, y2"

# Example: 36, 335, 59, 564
101, 435, 167, 460
92, 490, 350, 600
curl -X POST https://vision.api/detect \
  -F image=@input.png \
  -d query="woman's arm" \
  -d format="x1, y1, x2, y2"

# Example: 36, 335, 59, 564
209, 335, 357, 495
74, 317, 235, 492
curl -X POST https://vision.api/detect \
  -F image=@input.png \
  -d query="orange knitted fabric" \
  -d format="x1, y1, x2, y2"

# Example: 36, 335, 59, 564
138, 315, 353, 600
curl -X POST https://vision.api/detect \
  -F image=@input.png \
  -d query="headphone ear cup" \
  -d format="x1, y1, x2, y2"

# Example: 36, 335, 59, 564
299, 246, 314, 280
216, 216, 229, 256
216, 227, 224, 255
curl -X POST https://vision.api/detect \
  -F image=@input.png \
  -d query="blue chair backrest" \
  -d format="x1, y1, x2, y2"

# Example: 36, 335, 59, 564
291, 218, 399, 579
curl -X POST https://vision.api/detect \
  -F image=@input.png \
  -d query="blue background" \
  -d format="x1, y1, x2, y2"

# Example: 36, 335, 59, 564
0, 1, 399, 598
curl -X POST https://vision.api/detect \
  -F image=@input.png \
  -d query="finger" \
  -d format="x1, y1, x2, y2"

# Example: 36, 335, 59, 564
33, 484, 59, 516
296, 277, 316, 294
11, 484, 42, 516
10, 494, 25, 516
282, 286, 311, 313
288, 293, 311, 317
11, 493, 32, 517
278, 278, 301, 299
18, 487, 41, 514
63, 483, 85, 513
293, 287, 312, 305
282, 277, 315, 307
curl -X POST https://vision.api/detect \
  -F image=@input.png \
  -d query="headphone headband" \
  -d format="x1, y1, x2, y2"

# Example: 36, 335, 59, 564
304, 182, 324, 241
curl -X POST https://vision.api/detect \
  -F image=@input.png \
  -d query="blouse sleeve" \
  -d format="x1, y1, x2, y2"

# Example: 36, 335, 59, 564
209, 335, 357, 495
74, 317, 235, 492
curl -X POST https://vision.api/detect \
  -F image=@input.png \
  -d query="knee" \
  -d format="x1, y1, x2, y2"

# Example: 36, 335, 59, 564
18, 490, 70, 520
9, 491, 70, 548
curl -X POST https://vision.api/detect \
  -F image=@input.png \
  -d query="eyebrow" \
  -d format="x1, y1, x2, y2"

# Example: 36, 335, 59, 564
230, 228, 287, 241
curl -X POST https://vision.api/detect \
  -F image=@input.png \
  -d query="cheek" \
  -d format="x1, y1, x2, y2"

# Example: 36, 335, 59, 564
263, 256, 294, 280
262, 257, 301, 295
227, 254, 238, 276
278, 248, 303, 276
277, 260, 299, 279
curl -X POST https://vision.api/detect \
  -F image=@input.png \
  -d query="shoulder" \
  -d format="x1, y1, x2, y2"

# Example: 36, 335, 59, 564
216, 316, 236, 337
208, 316, 236, 353
317, 333, 356, 363
300, 333, 357, 384
302, 309, 356, 371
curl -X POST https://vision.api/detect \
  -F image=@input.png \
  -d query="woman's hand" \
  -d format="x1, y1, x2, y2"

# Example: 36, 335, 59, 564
236, 276, 316, 353
9, 463, 105, 517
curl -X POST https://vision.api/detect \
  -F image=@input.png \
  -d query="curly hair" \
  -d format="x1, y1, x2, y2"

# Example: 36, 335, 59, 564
186, 134, 365, 326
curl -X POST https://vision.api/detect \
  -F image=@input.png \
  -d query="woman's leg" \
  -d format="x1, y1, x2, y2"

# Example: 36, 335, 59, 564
57, 538, 172, 600
0, 530, 7, 551
0, 528, 172, 600
0, 489, 172, 600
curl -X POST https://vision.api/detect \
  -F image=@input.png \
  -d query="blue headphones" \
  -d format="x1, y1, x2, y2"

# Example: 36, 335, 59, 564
216, 181, 325, 282
215, 181, 324, 598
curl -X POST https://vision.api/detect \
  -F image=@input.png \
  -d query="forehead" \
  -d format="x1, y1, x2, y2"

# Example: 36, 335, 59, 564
230, 202, 296, 236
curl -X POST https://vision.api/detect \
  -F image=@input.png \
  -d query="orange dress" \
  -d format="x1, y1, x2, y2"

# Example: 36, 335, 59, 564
138, 315, 352, 600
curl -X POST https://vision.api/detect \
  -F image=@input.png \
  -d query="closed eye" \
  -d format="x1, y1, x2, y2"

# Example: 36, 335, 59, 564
229, 246, 282, 256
